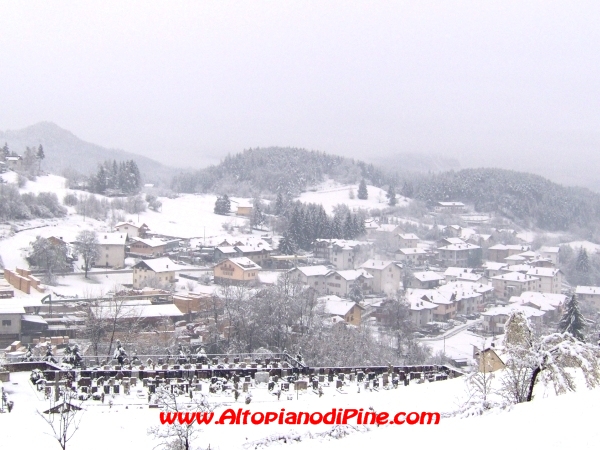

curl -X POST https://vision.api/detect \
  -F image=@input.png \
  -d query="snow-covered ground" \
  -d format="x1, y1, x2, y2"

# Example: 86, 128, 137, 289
566, 240, 600, 254
299, 180, 409, 214
2, 368, 599, 450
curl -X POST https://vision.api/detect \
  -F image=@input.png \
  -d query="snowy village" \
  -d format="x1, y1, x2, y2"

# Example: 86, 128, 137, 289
2, 2, 600, 450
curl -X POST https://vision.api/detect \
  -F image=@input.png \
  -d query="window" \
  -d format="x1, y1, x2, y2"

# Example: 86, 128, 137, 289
1, 320, 11, 326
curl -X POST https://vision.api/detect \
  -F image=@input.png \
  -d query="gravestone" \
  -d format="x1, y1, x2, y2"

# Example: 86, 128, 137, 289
336, 380, 343, 389
242, 382, 250, 392
318, 375, 325, 383
255, 372, 269, 384
295, 380, 308, 390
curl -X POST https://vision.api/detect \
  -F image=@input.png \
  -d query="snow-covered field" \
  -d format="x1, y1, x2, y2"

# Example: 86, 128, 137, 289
2, 368, 599, 450
299, 180, 409, 214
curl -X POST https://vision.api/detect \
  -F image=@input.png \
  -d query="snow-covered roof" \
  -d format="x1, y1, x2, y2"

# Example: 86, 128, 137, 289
115, 222, 147, 230
438, 201, 465, 207
456, 272, 483, 282
504, 255, 526, 262
482, 304, 545, 318
398, 233, 419, 240
526, 268, 560, 278
488, 244, 530, 251
443, 237, 466, 245
98, 233, 127, 246
292, 265, 331, 277
226, 257, 261, 271
407, 296, 438, 311
236, 244, 272, 253
483, 262, 507, 270
92, 303, 184, 319
508, 291, 566, 311
360, 259, 395, 271
324, 299, 362, 316
21, 314, 48, 324
397, 248, 427, 255
575, 286, 600, 295
491, 272, 539, 283
438, 243, 480, 251
0, 304, 26, 314
413, 271, 445, 282
330, 269, 373, 281
437, 282, 482, 300
444, 267, 473, 277
216, 246, 238, 254
134, 257, 177, 273
131, 237, 177, 248
505, 264, 533, 273
407, 289, 454, 305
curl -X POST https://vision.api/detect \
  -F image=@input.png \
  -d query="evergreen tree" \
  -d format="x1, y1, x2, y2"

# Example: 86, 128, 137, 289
574, 248, 591, 285
275, 192, 285, 216
250, 198, 265, 229
1, 142, 8, 160
357, 179, 368, 200
278, 232, 296, 255
348, 282, 363, 302
214, 195, 231, 215
557, 295, 586, 341
36, 144, 45, 171
401, 181, 414, 198
386, 185, 397, 206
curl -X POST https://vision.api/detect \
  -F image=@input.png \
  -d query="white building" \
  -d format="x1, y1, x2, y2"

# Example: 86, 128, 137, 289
324, 269, 373, 298
491, 272, 540, 300
575, 286, 600, 309
359, 260, 403, 295
95, 233, 127, 268
398, 233, 420, 248
437, 242, 481, 267
288, 265, 331, 294
133, 257, 177, 289
526, 268, 562, 294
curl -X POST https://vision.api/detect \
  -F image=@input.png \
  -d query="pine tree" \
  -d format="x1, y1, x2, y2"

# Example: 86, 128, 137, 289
36, 144, 45, 172
557, 295, 586, 341
214, 195, 231, 215
574, 248, 591, 285
278, 232, 296, 255
386, 185, 397, 206
275, 192, 285, 215
357, 179, 368, 200
250, 198, 265, 229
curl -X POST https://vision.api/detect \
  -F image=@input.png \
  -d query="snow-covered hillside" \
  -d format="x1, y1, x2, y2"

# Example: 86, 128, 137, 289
299, 180, 409, 214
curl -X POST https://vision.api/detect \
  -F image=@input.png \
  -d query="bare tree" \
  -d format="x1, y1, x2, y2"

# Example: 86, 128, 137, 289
147, 386, 215, 450
37, 380, 83, 450
74, 230, 100, 279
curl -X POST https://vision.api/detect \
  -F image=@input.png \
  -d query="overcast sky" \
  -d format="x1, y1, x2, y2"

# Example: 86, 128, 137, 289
0, 1, 599, 185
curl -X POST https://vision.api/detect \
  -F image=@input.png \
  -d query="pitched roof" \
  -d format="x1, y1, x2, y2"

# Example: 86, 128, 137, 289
134, 257, 177, 273
526, 268, 560, 278
576, 286, 600, 295
491, 271, 539, 282
292, 265, 331, 277
98, 233, 127, 246
413, 271, 445, 282
331, 269, 373, 281
444, 267, 474, 277
226, 257, 261, 270
360, 259, 395, 271
398, 233, 419, 240
324, 299, 363, 316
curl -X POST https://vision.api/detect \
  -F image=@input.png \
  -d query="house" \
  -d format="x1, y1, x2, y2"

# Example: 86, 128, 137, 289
288, 265, 331, 294
129, 237, 180, 257
538, 246, 560, 265
359, 260, 403, 295
234, 244, 272, 265
213, 257, 261, 285
406, 271, 445, 289
313, 239, 373, 270
114, 222, 149, 239
324, 269, 373, 298
438, 282, 483, 314
404, 295, 438, 327
491, 272, 540, 300
434, 202, 466, 214
438, 281, 493, 313
132, 257, 177, 289
482, 262, 508, 279
0, 303, 25, 339
214, 246, 239, 262
398, 233, 420, 248
5, 155, 22, 170
526, 268, 562, 294
487, 244, 530, 263
482, 304, 545, 334
437, 242, 481, 267
508, 291, 566, 320
473, 346, 506, 372
444, 267, 473, 283
94, 233, 127, 268
575, 286, 600, 309
408, 289, 456, 321
236, 202, 253, 217
395, 248, 428, 265
321, 295, 364, 326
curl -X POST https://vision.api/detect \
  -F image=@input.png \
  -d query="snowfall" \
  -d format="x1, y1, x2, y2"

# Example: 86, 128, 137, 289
2, 174, 599, 448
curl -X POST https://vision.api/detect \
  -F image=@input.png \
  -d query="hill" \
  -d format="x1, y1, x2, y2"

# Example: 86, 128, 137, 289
0, 122, 178, 186
407, 168, 600, 232
170, 147, 392, 196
